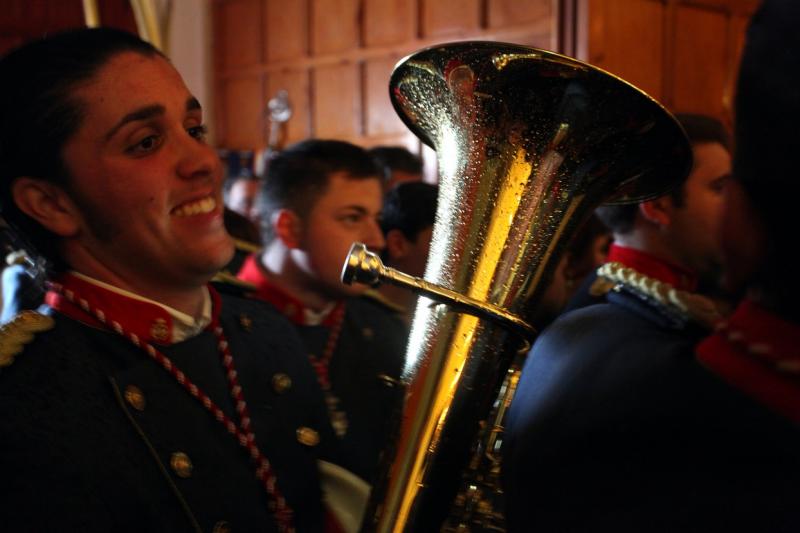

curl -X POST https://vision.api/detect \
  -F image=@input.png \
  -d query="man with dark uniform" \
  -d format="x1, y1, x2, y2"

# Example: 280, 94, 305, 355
565, 113, 732, 315
237, 139, 407, 484
503, 5, 800, 531
0, 28, 332, 532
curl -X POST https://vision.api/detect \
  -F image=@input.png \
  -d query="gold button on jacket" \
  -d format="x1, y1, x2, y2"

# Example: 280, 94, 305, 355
170, 452, 193, 478
124, 385, 146, 411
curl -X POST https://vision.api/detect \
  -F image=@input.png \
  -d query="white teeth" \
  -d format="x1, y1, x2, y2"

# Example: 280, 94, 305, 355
174, 197, 216, 217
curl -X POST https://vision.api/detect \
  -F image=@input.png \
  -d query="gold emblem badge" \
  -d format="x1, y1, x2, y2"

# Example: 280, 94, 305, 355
170, 451, 193, 478
0, 311, 55, 368
124, 385, 146, 411
296, 426, 320, 447
150, 318, 169, 343
272, 373, 292, 394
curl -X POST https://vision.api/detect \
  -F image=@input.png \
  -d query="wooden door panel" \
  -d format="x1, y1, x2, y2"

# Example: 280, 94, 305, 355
313, 62, 360, 138
588, 0, 665, 101
672, 5, 728, 116
264, 0, 307, 61
221, 75, 263, 148
365, 56, 409, 137
218, 0, 262, 69
488, 0, 552, 29
421, 0, 480, 38
312, 0, 360, 55
364, 0, 416, 47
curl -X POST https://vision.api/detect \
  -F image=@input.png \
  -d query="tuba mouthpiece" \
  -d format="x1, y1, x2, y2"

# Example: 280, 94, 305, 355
341, 243, 384, 287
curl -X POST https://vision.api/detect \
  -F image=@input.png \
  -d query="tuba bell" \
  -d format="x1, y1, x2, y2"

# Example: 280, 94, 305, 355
342, 41, 691, 532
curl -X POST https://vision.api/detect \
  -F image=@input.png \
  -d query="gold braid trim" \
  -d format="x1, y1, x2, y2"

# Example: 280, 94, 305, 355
593, 261, 721, 329
0, 311, 55, 367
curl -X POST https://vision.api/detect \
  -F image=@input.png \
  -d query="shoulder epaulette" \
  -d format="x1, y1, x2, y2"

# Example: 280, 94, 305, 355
232, 238, 261, 254
596, 261, 721, 328
211, 271, 257, 294
361, 289, 407, 315
0, 310, 54, 367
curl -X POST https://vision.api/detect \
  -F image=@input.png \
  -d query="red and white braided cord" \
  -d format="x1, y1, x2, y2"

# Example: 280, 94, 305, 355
54, 285, 295, 533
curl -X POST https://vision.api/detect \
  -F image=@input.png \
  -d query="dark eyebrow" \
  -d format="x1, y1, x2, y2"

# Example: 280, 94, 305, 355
103, 97, 202, 141
104, 104, 164, 141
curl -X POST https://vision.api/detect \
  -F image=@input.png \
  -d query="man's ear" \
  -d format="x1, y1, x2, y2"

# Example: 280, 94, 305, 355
273, 208, 303, 249
638, 196, 673, 228
11, 177, 81, 237
385, 229, 410, 260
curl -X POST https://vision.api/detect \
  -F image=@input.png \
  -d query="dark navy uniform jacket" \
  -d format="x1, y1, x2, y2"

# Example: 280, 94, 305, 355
237, 254, 407, 484
504, 286, 800, 532
0, 280, 330, 532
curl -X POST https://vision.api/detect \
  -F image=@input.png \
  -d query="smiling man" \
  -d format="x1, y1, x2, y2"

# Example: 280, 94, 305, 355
237, 140, 408, 484
0, 28, 331, 532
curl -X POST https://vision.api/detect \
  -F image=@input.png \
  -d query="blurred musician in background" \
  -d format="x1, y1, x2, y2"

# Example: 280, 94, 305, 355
565, 113, 732, 314
504, 2, 800, 531
370, 181, 438, 324
237, 139, 407, 484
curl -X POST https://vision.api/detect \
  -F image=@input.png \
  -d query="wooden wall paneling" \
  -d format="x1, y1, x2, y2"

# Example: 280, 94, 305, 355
587, 0, 666, 101
421, 0, 481, 38
265, 69, 313, 144
363, 0, 417, 47
0, 0, 138, 57
311, 0, 361, 55
312, 62, 361, 139
723, 12, 752, 123
365, 56, 409, 138
214, 0, 560, 156
487, 0, 552, 29
671, 4, 728, 117
220, 74, 264, 148
264, 0, 308, 61
217, 0, 262, 69
96, 0, 140, 31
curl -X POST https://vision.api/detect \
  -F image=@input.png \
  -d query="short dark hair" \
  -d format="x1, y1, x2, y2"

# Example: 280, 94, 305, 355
368, 146, 423, 182
0, 27, 162, 268
260, 139, 382, 240
381, 182, 438, 242
596, 113, 729, 234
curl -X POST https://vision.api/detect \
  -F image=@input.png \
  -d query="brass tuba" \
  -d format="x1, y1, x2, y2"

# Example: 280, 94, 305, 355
343, 41, 691, 532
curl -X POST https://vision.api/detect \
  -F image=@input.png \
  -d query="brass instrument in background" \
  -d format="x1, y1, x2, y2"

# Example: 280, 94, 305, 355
342, 41, 691, 533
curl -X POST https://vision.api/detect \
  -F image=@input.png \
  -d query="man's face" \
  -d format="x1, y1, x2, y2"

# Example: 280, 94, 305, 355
719, 179, 765, 294
388, 226, 433, 279
291, 172, 385, 299
666, 141, 731, 281
60, 52, 233, 291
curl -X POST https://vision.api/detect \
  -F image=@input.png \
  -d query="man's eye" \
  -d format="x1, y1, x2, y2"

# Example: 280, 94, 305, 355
128, 134, 162, 155
188, 124, 208, 141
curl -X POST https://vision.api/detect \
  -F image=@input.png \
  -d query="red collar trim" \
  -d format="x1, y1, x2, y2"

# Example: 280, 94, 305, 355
237, 254, 342, 326
44, 273, 222, 345
606, 244, 697, 291
696, 299, 800, 423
